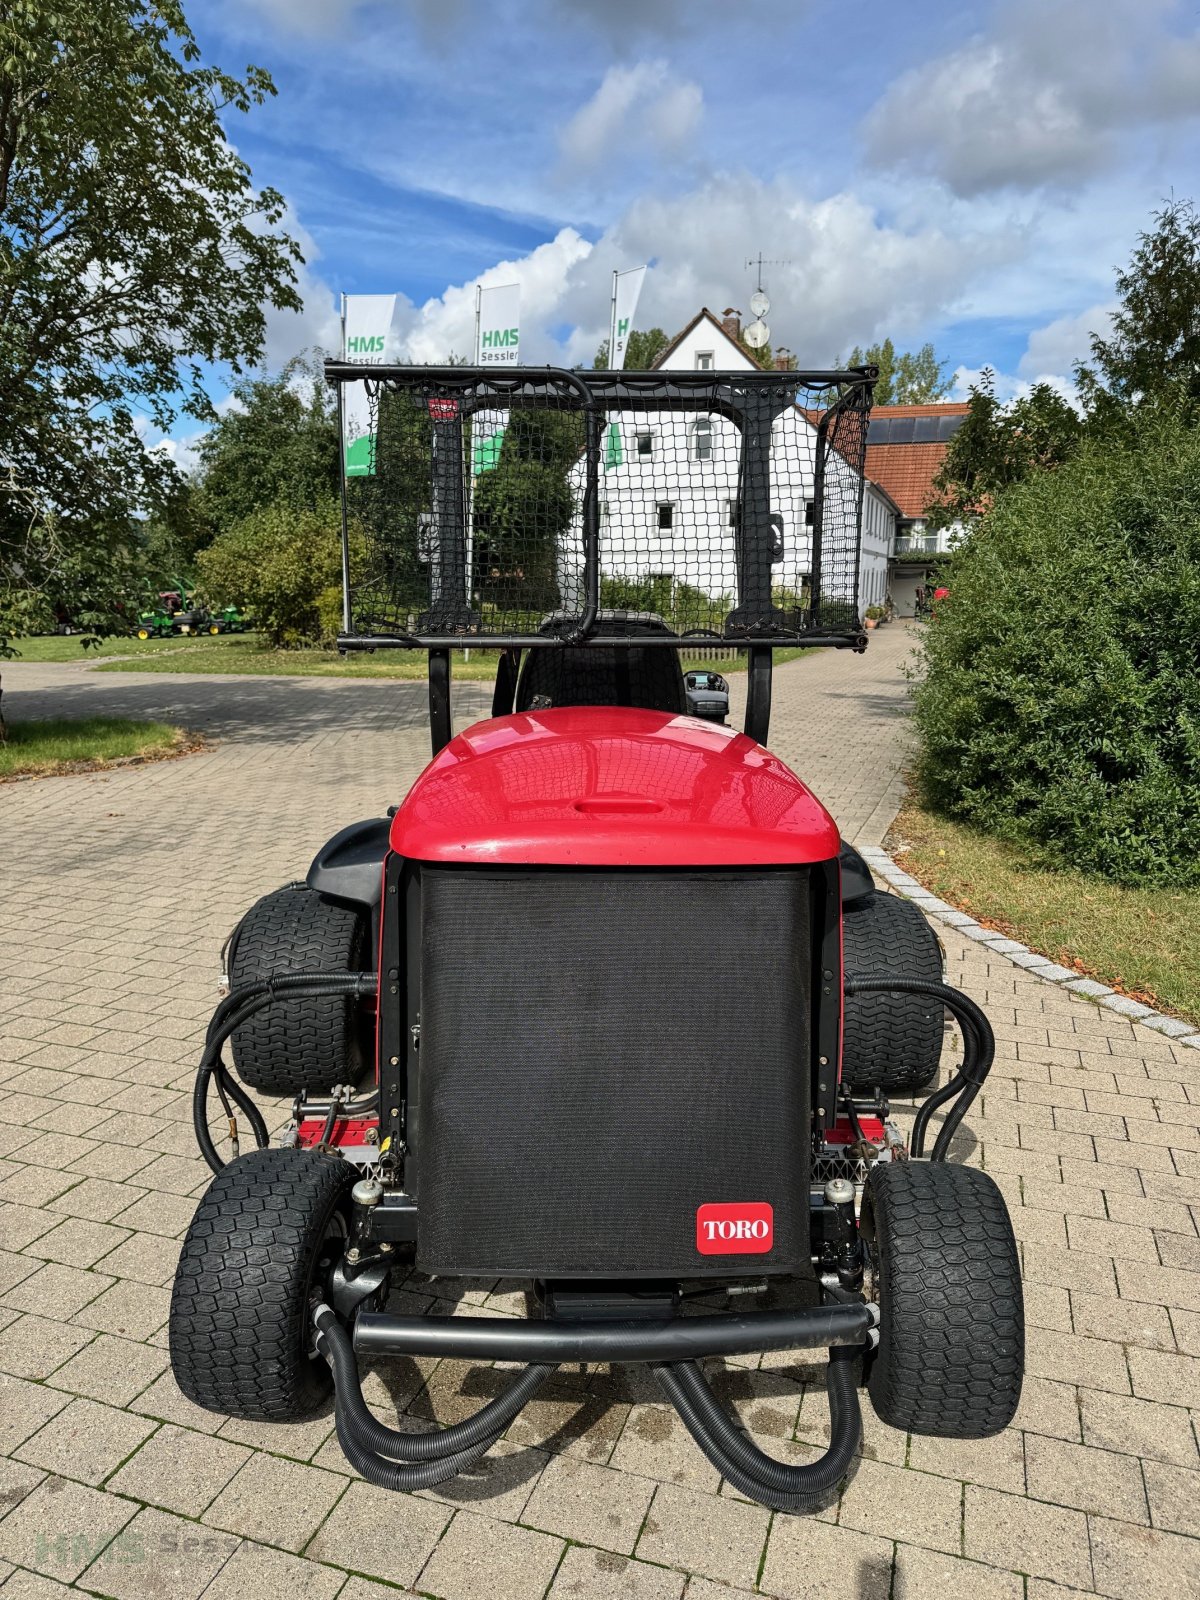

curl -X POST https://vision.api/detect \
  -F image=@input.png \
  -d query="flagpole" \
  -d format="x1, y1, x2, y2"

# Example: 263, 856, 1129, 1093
609, 269, 618, 369
337, 292, 352, 636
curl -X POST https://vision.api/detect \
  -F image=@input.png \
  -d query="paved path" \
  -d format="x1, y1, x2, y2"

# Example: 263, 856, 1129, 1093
1, 630, 1197, 1600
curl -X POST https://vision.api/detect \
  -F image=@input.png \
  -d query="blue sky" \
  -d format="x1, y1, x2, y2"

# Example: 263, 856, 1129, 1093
166, 0, 1200, 451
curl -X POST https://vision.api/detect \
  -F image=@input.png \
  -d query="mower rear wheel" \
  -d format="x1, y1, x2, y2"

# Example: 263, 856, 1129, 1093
862, 1160, 1023, 1438
170, 1148, 357, 1421
842, 893, 944, 1094
229, 883, 369, 1096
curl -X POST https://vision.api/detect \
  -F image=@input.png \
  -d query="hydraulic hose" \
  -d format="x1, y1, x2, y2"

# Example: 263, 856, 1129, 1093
654, 1346, 862, 1513
315, 1306, 555, 1461
843, 977, 995, 1162
194, 972, 378, 1173
314, 1306, 556, 1491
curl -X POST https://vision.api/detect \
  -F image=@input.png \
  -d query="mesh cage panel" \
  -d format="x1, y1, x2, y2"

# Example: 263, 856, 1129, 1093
329, 365, 875, 646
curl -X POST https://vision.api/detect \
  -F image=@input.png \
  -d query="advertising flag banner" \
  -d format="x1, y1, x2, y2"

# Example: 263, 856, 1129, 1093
342, 294, 396, 477
477, 282, 521, 365
610, 266, 647, 370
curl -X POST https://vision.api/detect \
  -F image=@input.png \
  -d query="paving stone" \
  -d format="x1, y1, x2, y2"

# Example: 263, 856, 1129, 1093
194, 1537, 347, 1600
636, 1483, 769, 1589
0, 1454, 47, 1519
1070, 1290, 1176, 1351
907, 1427, 1027, 1492
305, 1480, 450, 1585
760, 1516, 893, 1600
1088, 1512, 1200, 1598
416, 1510, 564, 1600
837, 1457, 962, 1552
15, 1396, 157, 1486
0, 1313, 95, 1379
44, 1331, 167, 1405
202, 1453, 347, 1553
891, 1544, 1023, 1600
0, 1204, 59, 1252
1079, 1389, 1199, 1467
0, 1372, 71, 1454
0, 1261, 113, 1319
964, 1485, 1092, 1589
72, 1278, 171, 1341
30, 1216, 132, 1268
521, 1453, 655, 1554
1141, 1458, 1200, 1537
0, 1474, 137, 1579
78, 1504, 239, 1600
108, 1424, 253, 1516
1128, 1347, 1200, 1409
1024, 1326, 1130, 1395
550, 1546, 685, 1599
1024, 1435, 1148, 1523
609, 1404, 722, 1493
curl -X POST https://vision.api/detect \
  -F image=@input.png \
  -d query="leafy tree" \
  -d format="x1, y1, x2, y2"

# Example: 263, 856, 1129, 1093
926, 369, 1082, 529
1077, 198, 1200, 416
197, 500, 349, 647
914, 411, 1200, 887
593, 327, 670, 369
472, 410, 582, 613
842, 338, 952, 405
193, 355, 339, 538
0, 0, 301, 642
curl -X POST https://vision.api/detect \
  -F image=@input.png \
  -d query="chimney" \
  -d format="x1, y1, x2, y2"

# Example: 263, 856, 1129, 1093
721, 307, 742, 341
773, 347, 793, 372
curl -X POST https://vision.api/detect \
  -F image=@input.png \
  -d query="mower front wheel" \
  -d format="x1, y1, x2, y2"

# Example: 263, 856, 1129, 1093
169, 1148, 358, 1422
862, 1159, 1023, 1438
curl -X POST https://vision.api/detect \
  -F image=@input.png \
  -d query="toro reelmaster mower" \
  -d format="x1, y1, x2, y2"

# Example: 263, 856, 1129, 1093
169, 365, 1023, 1511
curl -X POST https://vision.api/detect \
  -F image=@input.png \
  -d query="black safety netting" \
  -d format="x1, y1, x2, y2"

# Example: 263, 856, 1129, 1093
331, 366, 875, 645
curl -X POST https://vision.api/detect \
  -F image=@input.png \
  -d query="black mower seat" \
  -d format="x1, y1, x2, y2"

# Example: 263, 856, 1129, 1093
514, 612, 686, 715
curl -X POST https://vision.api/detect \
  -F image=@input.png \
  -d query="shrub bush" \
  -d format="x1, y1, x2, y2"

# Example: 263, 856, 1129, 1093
198, 499, 348, 647
913, 410, 1200, 886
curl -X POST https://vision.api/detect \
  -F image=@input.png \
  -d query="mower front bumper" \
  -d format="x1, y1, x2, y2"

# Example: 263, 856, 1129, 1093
353, 1301, 872, 1364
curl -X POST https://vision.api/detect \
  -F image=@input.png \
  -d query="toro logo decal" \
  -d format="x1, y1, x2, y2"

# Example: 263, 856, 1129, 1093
696, 1202, 773, 1255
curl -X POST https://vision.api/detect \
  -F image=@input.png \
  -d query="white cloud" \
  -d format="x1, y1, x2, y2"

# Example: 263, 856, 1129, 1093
559, 63, 703, 172
949, 365, 1079, 407
863, 0, 1200, 195
1018, 302, 1114, 379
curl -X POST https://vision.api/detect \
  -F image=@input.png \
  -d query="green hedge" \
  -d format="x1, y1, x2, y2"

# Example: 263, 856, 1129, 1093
913, 411, 1200, 886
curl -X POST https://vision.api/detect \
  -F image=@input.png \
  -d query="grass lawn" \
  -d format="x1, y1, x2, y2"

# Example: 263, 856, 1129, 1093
0, 717, 194, 780
889, 798, 1200, 1027
7, 632, 222, 663
84, 634, 812, 679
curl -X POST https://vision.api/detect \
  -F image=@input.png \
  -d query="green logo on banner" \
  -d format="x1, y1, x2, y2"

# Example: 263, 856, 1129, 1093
347, 335, 386, 354
482, 327, 519, 349
604, 422, 623, 470
473, 426, 506, 474
345, 433, 375, 476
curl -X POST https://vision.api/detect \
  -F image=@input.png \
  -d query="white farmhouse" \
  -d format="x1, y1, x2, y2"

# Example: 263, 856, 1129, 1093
560, 307, 897, 624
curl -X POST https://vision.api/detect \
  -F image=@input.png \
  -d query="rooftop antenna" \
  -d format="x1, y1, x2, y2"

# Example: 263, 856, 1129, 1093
743, 254, 791, 350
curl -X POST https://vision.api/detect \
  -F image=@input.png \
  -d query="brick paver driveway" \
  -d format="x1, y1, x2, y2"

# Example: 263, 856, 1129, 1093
1, 629, 1197, 1600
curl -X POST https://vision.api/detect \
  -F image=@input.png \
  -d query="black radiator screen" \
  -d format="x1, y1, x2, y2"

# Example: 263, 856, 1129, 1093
414, 866, 811, 1278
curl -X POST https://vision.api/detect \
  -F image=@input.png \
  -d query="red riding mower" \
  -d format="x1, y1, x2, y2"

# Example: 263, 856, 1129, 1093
170, 365, 1022, 1512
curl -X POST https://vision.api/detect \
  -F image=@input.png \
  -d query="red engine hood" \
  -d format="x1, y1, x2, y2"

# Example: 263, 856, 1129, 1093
390, 707, 839, 868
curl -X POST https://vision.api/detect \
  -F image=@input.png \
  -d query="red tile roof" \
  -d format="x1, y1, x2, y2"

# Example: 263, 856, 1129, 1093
864, 402, 971, 518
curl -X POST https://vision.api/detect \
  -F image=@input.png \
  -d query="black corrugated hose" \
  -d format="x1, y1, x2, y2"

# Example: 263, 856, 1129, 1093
843, 976, 995, 1160
193, 972, 378, 1173
314, 1307, 556, 1489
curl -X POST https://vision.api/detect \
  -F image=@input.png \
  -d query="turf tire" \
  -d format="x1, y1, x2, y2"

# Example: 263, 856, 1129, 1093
842, 892, 944, 1094
228, 883, 368, 1096
863, 1159, 1024, 1438
169, 1148, 356, 1421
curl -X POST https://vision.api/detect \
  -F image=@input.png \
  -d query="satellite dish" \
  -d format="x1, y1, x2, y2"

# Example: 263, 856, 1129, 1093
749, 289, 770, 319
744, 319, 770, 349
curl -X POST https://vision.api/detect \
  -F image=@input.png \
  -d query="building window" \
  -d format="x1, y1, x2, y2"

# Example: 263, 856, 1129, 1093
636, 431, 654, 458
695, 351, 714, 371
805, 500, 815, 527
692, 419, 712, 461
657, 502, 674, 532
599, 499, 609, 527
